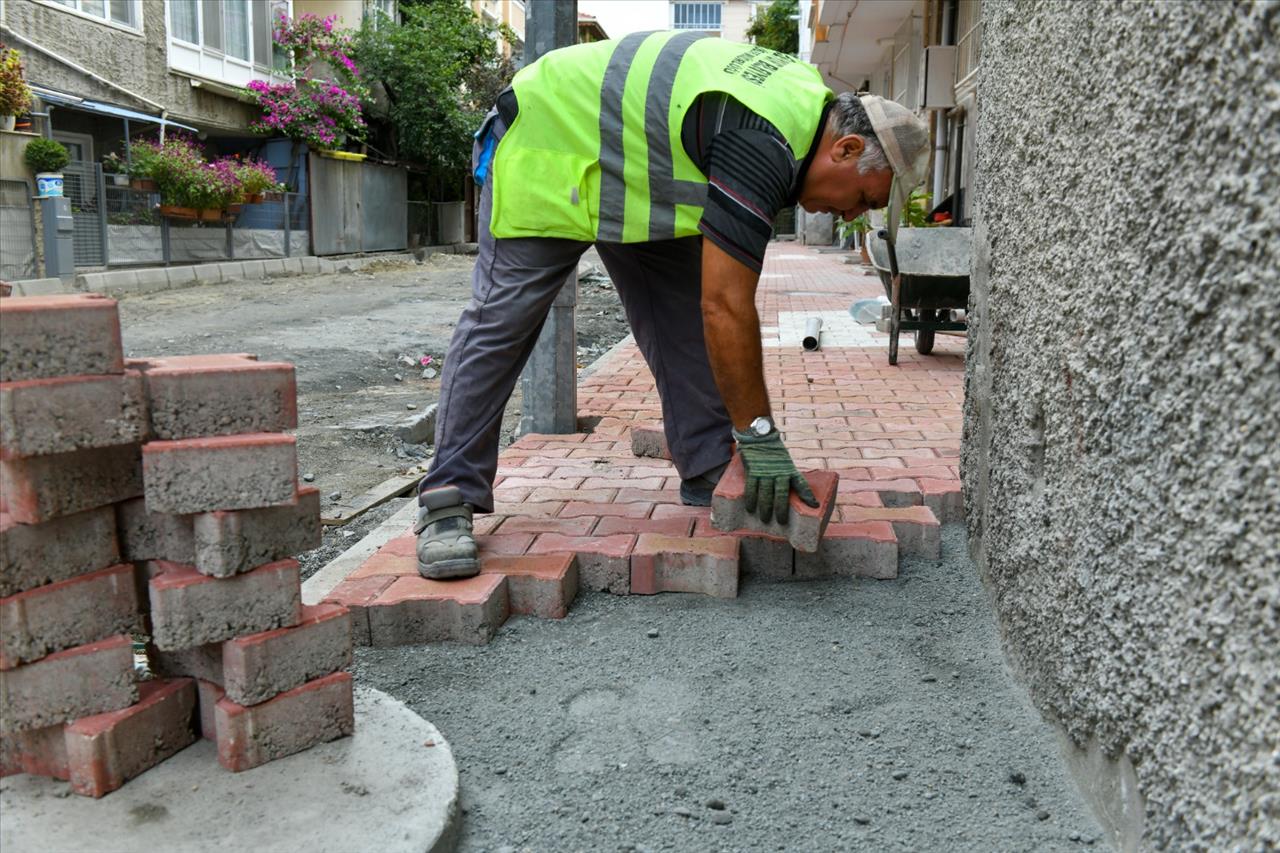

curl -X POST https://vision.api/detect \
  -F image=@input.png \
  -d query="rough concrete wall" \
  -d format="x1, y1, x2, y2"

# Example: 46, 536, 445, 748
3, 0, 255, 129
964, 1, 1278, 850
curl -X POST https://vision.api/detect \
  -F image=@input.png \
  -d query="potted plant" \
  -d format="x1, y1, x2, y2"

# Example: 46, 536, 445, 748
837, 213, 874, 265
0, 45, 34, 132
232, 157, 280, 204
127, 143, 160, 190
209, 157, 244, 218
24, 138, 71, 197
102, 152, 130, 187
144, 137, 203, 218
142, 135, 232, 220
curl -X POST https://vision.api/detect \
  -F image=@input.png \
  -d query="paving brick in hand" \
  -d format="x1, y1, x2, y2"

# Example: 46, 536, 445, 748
710, 456, 838, 553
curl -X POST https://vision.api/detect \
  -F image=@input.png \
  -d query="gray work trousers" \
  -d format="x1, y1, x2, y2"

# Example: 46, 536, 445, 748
421, 120, 733, 513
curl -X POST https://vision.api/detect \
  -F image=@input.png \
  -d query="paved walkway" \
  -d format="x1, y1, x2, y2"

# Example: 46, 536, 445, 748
324, 244, 966, 642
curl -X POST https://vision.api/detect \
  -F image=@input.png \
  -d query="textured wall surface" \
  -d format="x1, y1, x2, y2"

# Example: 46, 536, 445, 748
3, 0, 255, 129
964, 1, 1278, 849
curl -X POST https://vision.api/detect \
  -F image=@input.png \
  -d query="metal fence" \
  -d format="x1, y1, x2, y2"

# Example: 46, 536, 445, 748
0, 179, 38, 281
63, 160, 107, 267
151, 193, 310, 265
76, 181, 312, 268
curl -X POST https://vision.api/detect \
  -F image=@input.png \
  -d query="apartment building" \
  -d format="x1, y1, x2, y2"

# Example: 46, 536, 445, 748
472, 0, 525, 62
670, 0, 770, 43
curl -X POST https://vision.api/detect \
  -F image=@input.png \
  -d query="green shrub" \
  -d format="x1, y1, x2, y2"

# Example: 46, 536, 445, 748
23, 137, 70, 173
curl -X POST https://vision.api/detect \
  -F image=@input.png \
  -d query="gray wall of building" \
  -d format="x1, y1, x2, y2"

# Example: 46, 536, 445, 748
964, 1, 1278, 850
2, 0, 254, 129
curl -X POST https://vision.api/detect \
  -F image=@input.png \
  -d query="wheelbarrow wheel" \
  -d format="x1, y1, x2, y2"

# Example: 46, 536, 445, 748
914, 309, 936, 355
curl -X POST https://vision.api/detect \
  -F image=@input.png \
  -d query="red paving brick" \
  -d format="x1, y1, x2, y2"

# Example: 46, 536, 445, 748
479, 554, 578, 619
65, 677, 197, 797
631, 534, 739, 599
331, 245, 962, 638
366, 574, 509, 646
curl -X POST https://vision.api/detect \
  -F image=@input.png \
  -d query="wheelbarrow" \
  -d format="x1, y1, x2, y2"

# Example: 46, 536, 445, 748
867, 227, 971, 365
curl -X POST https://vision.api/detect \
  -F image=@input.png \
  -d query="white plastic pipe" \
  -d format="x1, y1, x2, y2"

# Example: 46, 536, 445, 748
802, 317, 823, 352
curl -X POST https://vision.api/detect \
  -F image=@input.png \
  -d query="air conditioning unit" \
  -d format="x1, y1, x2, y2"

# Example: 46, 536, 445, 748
919, 45, 957, 109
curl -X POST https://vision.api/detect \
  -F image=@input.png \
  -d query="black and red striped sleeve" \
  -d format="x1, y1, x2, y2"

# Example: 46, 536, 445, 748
697, 129, 798, 274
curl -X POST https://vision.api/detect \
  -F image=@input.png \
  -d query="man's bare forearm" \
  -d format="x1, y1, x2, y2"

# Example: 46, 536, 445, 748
701, 238, 770, 432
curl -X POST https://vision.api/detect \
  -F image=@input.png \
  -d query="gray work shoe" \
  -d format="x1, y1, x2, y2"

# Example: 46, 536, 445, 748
680, 461, 730, 507
415, 486, 479, 580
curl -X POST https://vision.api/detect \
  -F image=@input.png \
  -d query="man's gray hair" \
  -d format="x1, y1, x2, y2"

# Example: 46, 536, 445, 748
826, 92, 890, 174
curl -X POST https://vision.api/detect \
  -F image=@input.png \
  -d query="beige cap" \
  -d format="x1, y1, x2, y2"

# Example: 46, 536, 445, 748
860, 95, 930, 243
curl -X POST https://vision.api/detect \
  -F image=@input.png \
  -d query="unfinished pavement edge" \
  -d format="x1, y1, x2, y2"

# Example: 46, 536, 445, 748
0, 685, 460, 853
303, 499, 419, 605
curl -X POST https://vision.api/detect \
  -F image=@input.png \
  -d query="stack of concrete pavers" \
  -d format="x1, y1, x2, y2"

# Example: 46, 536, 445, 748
0, 293, 351, 796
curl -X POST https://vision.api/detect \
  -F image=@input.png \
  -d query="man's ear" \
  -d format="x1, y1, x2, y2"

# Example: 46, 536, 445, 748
833, 133, 866, 164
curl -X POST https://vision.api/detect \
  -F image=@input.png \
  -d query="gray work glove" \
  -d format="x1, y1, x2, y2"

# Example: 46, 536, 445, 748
733, 429, 819, 525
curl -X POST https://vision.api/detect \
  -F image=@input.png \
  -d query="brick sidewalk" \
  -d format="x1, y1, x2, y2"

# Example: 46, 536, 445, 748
325, 244, 965, 644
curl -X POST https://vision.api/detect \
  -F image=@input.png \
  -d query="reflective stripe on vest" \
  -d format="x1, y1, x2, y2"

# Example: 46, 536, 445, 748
595, 32, 649, 242
597, 31, 713, 241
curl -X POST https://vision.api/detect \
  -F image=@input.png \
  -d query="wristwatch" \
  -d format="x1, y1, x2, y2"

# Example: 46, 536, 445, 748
747, 416, 776, 437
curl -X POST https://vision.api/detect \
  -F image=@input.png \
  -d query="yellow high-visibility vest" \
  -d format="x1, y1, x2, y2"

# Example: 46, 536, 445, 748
490, 31, 833, 243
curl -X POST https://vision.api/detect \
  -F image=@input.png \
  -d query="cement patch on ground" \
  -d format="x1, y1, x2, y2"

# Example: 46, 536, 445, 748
354, 526, 1105, 851
0, 686, 459, 853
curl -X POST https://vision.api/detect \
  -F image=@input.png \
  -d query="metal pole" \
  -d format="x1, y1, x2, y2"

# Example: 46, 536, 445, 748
932, 0, 955, 206
517, 0, 579, 435
284, 193, 292, 258
95, 163, 108, 267
27, 192, 40, 278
